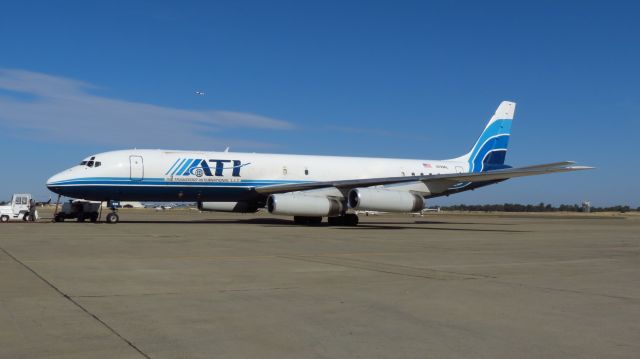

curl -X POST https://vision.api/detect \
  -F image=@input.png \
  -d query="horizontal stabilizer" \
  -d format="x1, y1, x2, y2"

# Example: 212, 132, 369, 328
438, 165, 593, 183
516, 161, 576, 170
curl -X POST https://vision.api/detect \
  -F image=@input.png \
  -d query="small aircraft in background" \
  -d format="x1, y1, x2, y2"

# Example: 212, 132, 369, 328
194, 91, 205, 96
35, 198, 52, 207
143, 203, 177, 210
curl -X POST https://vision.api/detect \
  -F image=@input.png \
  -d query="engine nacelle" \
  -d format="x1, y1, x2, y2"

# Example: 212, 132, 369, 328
197, 201, 258, 213
348, 188, 424, 212
267, 194, 343, 217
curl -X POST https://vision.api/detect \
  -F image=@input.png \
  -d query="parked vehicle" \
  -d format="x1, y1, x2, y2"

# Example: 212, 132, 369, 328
54, 200, 101, 222
0, 194, 38, 222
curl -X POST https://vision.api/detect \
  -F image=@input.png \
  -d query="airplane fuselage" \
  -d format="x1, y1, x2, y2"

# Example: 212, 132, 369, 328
47, 149, 468, 203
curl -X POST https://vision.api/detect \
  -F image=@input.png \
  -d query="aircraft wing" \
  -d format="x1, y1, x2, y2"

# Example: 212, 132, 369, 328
254, 162, 593, 195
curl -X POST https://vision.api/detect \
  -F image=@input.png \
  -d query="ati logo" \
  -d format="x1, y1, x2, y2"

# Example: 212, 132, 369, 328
166, 159, 249, 177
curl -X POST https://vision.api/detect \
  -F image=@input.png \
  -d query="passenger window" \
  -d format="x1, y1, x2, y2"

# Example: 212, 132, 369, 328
411, 172, 415, 176
95, 162, 101, 167
304, 169, 309, 175
282, 167, 288, 175
87, 161, 94, 167
420, 172, 424, 176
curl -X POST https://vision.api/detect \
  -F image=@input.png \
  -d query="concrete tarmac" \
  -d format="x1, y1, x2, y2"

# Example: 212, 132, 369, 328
0, 209, 638, 358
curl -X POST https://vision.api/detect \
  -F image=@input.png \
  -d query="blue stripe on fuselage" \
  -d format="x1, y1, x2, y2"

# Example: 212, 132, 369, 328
176, 159, 194, 177
46, 177, 310, 201
164, 159, 180, 175
50, 184, 260, 202
171, 159, 187, 176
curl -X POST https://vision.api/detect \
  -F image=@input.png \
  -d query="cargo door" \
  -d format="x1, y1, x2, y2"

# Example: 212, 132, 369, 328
130, 155, 144, 181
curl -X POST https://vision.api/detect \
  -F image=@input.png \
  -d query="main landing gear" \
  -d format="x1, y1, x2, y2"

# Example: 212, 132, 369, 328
328, 213, 359, 226
293, 216, 323, 225
292, 213, 359, 226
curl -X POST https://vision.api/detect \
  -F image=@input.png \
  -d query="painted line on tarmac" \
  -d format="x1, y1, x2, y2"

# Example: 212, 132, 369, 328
0, 246, 152, 359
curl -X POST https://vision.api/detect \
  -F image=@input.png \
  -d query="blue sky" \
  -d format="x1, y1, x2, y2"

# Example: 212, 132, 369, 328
0, 0, 638, 206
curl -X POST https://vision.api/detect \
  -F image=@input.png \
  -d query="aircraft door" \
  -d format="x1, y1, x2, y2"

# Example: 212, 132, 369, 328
130, 156, 144, 181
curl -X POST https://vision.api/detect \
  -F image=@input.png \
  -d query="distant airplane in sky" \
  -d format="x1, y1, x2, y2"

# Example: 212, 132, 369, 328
46, 101, 592, 225
194, 91, 205, 96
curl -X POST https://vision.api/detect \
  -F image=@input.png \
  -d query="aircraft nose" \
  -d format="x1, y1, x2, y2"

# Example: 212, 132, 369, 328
47, 173, 64, 187
46, 169, 73, 194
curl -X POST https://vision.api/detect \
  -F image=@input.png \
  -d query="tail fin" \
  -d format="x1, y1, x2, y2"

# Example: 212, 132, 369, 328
454, 101, 516, 172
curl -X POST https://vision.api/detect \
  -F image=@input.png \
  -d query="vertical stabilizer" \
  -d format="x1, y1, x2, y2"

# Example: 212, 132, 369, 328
453, 101, 516, 172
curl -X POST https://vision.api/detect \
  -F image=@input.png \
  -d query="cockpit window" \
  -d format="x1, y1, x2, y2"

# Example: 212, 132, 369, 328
80, 158, 101, 167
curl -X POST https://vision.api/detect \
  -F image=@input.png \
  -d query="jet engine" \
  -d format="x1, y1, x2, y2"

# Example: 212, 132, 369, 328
348, 188, 424, 212
267, 193, 343, 217
197, 201, 258, 213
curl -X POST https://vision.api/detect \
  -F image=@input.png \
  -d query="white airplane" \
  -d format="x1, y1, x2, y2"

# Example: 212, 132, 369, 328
195, 91, 205, 96
47, 101, 591, 224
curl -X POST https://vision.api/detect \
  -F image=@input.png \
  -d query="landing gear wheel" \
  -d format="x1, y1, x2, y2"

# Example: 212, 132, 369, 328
293, 216, 323, 225
345, 213, 359, 226
0, 215, 8, 223
106, 212, 119, 224
328, 214, 359, 226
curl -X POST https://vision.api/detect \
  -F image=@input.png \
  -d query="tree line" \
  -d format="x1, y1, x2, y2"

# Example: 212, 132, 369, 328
438, 203, 637, 213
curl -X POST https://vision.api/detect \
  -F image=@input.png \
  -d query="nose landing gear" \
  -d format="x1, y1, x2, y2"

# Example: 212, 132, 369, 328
104, 200, 120, 224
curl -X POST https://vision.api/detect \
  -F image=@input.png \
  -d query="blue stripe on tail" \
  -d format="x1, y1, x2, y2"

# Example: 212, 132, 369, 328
468, 119, 512, 172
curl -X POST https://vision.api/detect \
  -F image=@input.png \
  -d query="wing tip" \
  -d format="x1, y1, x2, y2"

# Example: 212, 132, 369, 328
565, 165, 595, 170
